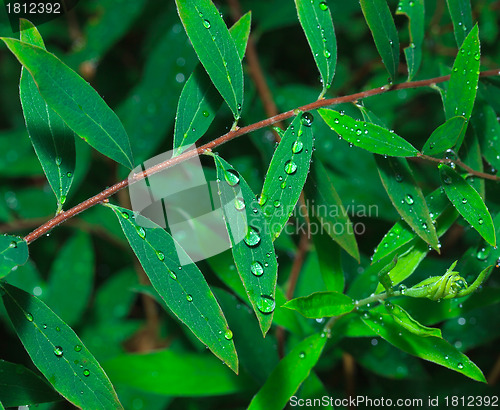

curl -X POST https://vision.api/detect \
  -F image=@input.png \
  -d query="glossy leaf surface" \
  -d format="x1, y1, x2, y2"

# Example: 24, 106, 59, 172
446, 0, 473, 47
283, 291, 354, 318
396, 0, 424, 80
421, 116, 467, 155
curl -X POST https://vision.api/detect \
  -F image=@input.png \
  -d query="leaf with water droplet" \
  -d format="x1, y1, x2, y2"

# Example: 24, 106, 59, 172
360, 0, 400, 80
319, 108, 419, 157
396, 0, 424, 80
360, 311, 486, 382
446, 0, 473, 47
260, 113, 314, 240
106, 203, 238, 372
283, 291, 354, 319
439, 164, 495, 246
248, 333, 327, 410
422, 116, 467, 155
375, 156, 439, 251
0, 282, 123, 408
294, 0, 337, 95
385, 302, 442, 337
213, 155, 277, 336
175, 0, 244, 119
18, 20, 75, 212
173, 13, 251, 155
0, 235, 29, 279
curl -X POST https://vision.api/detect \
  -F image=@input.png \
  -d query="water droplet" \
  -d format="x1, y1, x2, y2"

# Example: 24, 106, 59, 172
56, 326, 60, 332
274, 200, 281, 208
444, 355, 449, 360
66, 172, 73, 178
323, 49, 331, 58
442, 174, 452, 185
9, 241, 17, 248
257, 295, 275, 313
169, 271, 177, 280
202, 110, 210, 117
457, 363, 464, 369
54, 346, 64, 357
121, 211, 129, 219
395, 174, 403, 182
284, 160, 298, 174
156, 251, 165, 261
476, 247, 490, 260
244, 227, 261, 247
319, 1, 328, 11
224, 329, 233, 340
292, 141, 304, 153
251, 261, 264, 276
55, 157, 62, 166
83, 369, 90, 377
25, 313, 33, 322
462, 198, 467, 204
399, 284, 407, 295
234, 197, 245, 211
136, 227, 146, 239
280, 181, 287, 189
478, 218, 484, 225
224, 169, 240, 186
203, 19, 211, 29
43, 324, 47, 329
300, 112, 314, 127
74, 345, 82, 352
186, 294, 193, 302
299, 351, 306, 359
474, 52, 480, 61
405, 194, 414, 205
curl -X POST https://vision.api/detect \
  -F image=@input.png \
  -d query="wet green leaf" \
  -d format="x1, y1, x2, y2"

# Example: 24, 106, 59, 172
0, 283, 122, 409
384, 302, 442, 337
248, 333, 327, 410
311, 232, 344, 292
318, 108, 419, 157
173, 13, 251, 155
421, 116, 467, 155
283, 291, 354, 318
0, 38, 134, 168
107, 204, 238, 372
446, 0, 473, 47
18, 20, 75, 212
213, 155, 277, 336
175, 0, 244, 119
294, 0, 336, 94
360, 0, 400, 80
360, 311, 485, 382
439, 164, 495, 246
396, 0, 424, 80
260, 113, 313, 240
0, 235, 28, 279
375, 156, 439, 250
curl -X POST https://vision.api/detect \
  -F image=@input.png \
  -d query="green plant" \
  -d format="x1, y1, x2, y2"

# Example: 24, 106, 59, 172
1, 0, 500, 409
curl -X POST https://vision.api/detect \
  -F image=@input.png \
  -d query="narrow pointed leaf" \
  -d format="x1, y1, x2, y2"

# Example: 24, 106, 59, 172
0, 235, 28, 279
283, 291, 354, 319
422, 116, 467, 155
304, 159, 359, 261
19, 20, 75, 211
360, 311, 485, 382
446, 0, 473, 47
173, 13, 251, 155
248, 333, 327, 410
0, 360, 60, 407
175, 0, 244, 119
319, 109, 419, 157
0, 38, 133, 168
107, 204, 238, 372
360, 0, 400, 80
294, 0, 336, 94
375, 156, 439, 250
213, 155, 277, 336
384, 302, 442, 337
0, 283, 122, 409
439, 164, 495, 246
396, 0, 424, 80
260, 112, 313, 240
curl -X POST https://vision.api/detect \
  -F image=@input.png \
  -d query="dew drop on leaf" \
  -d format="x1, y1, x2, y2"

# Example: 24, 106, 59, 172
83, 369, 90, 377
299, 351, 306, 359
244, 227, 261, 247
292, 141, 304, 153
156, 251, 165, 261
257, 295, 275, 313
234, 197, 245, 211
300, 112, 314, 127
284, 160, 298, 174
224, 169, 240, 186
54, 346, 64, 357
202, 19, 211, 29
405, 194, 414, 205
136, 227, 146, 239
186, 294, 193, 302
457, 363, 464, 369
224, 329, 233, 340
25, 312, 33, 322
251, 261, 264, 276
74, 344, 82, 352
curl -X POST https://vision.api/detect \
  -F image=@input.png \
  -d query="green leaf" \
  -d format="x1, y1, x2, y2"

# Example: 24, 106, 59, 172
444, 24, 480, 135
173, 12, 251, 155
439, 164, 495, 246
0, 38, 134, 168
396, 0, 425, 80
294, 0, 336, 95
283, 291, 354, 318
213, 155, 277, 336
312, 232, 344, 292
107, 204, 238, 372
359, 0, 400, 80
259, 112, 313, 240
446, 0, 473, 47
0, 235, 28, 279
360, 311, 486, 382
421, 116, 467, 155
103, 349, 253, 397
0, 283, 122, 409
18, 20, 75, 212
0, 360, 60, 407
175, 0, 244, 119
471, 102, 500, 172
375, 156, 439, 250
248, 333, 327, 410
318, 108, 419, 157
384, 302, 442, 337
304, 158, 359, 261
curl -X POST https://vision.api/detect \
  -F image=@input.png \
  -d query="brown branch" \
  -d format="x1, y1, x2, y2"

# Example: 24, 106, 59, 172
22, 69, 500, 245
418, 153, 500, 181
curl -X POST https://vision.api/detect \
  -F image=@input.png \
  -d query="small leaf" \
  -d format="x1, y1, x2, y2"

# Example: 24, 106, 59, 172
0, 235, 28, 279
248, 333, 327, 410
319, 108, 419, 157
283, 291, 354, 319
173, 13, 251, 155
0, 283, 123, 409
422, 116, 467, 155
360, 311, 485, 382
294, 0, 336, 94
175, 0, 244, 119
18, 20, 75, 212
107, 204, 238, 372
0, 38, 134, 168
396, 0, 425, 80
0, 360, 60, 407
360, 0, 400, 80
384, 302, 442, 337
213, 155, 277, 336
260, 112, 313, 240
439, 164, 495, 246
375, 156, 439, 250
446, 0, 473, 47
